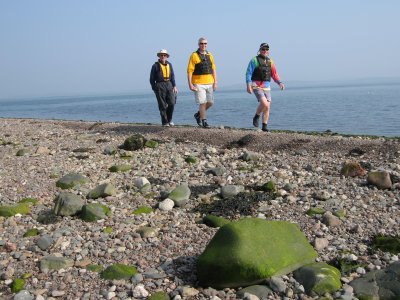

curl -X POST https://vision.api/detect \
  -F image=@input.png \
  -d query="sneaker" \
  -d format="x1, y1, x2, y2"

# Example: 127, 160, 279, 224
194, 112, 201, 126
162, 123, 170, 128
253, 114, 260, 127
202, 120, 210, 128
169, 122, 174, 127
262, 123, 269, 132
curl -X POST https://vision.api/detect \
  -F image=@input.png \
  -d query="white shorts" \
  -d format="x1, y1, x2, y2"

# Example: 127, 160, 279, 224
194, 84, 214, 105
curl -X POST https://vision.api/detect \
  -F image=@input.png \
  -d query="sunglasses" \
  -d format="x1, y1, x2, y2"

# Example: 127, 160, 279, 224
261, 48, 269, 51
199, 42, 208, 45
160, 54, 168, 57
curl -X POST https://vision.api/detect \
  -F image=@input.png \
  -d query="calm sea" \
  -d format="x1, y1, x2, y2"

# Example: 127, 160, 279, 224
1, 81, 399, 137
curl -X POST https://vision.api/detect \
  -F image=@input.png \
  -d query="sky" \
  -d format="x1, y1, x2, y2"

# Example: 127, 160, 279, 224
1, 0, 400, 99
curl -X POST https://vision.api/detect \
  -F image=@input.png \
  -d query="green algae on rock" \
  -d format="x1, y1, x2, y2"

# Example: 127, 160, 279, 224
87, 183, 117, 199
306, 207, 326, 216
132, 206, 153, 215
109, 164, 132, 172
0, 203, 30, 217
11, 278, 26, 293
101, 264, 137, 280
120, 134, 147, 151
86, 264, 104, 272
145, 140, 159, 148
293, 262, 342, 296
185, 156, 197, 163
56, 173, 89, 189
197, 218, 317, 288
80, 203, 112, 222
18, 198, 38, 205
23, 228, 40, 237
372, 235, 400, 254
148, 291, 170, 300
203, 215, 230, 228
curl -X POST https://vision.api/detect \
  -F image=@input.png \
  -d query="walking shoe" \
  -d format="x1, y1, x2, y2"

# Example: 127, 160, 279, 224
162, 123, 170, 128
194, 112, 202, 126
253, 114, 260, 127
168, 122, 174, 127
262, 123, 269, 132
202, 120, 210, 128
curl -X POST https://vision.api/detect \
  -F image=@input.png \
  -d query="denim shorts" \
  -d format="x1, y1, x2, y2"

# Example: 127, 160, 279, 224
194, 84, 214, 104
253, 88, 272, 102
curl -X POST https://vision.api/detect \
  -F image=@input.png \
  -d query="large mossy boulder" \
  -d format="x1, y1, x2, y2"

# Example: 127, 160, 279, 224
101, 264, 137, 280
80, 203, 112, 222
56, 173, 89, 189
293, 262, 342, 296
87, 183, 116, 199
367, 171, 392, 189
197, 218, 317, 288
121, 134, 147, 151
53, 193, 85, 216
0, 203, 30, 217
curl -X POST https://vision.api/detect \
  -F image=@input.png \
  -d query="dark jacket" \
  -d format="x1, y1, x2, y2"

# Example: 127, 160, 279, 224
149, 60, 176, 91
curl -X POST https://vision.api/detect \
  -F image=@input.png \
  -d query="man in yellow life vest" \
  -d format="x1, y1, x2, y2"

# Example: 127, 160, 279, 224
150, 49, 178, 127
187, 37, 217, 128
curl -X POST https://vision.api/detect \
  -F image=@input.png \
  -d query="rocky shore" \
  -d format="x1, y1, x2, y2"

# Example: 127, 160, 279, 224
0, 118, 399, 300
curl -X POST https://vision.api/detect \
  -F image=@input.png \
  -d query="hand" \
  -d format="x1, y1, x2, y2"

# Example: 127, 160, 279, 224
279, 83, 285, 90
246, 84, 253, 94
173, 87, 178, 94
213, 82, 218, 91
189, 84, 197, 91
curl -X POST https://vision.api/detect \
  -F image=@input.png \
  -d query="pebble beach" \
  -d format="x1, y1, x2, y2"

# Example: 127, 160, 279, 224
0, 118, 399, 299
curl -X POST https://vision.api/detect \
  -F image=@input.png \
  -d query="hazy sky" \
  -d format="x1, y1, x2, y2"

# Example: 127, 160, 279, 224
1, 0, 400, 98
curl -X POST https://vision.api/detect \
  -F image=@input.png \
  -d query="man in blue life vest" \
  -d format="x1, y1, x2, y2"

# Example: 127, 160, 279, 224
150, 49, 178, 127
187, 37, 218, 128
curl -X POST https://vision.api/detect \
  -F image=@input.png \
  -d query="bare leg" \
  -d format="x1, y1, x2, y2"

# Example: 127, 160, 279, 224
256, 97, 271, 124
199, 102, 213, 119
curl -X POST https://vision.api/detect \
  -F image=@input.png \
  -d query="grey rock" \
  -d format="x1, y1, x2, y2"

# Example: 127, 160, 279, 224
36, 235, 53, 250
269, 276, 287, 293
40, 256, 74, 273
322, 212, 342, 227
53, 193, 85, 216
367, 171, 392, 189
134, 177, 150, 188
13, 290, 34, 300
350, 261, 400, 299
131, 273, 144, 284
158, 198, 174, 211
103, 146, 117, 155
237, 285, 273, 299
242, 151, 260, 162
221, 185, 244, 198
56, 173, 89, 189
206, 167, 226, 176
87, 183, 116, 199
168, 184, 191, 202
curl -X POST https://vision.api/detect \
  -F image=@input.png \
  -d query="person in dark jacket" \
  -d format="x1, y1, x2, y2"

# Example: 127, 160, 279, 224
150, 49, 178, 127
